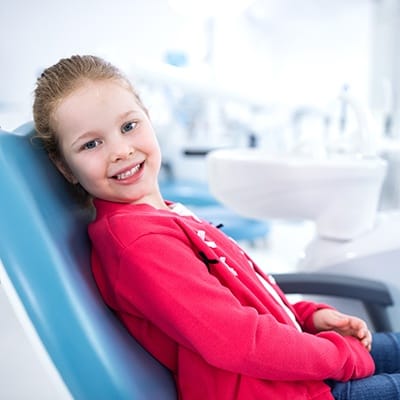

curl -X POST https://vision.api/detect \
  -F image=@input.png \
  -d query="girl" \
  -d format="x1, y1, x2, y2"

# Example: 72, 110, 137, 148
33, 55, 400, 399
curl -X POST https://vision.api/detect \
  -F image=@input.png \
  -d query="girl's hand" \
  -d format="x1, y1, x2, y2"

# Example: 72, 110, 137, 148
313, 309, 372, 351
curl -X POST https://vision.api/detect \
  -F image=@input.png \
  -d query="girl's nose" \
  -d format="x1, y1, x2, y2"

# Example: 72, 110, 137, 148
110, 140, 134, 162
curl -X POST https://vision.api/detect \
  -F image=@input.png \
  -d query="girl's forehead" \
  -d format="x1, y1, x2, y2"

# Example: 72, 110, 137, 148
58, 80, 141, 114
54, 80, 144, 136
69, 79, 132, 99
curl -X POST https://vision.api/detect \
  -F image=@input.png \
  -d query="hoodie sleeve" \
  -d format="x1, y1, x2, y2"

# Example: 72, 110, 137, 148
112, 232, 374, 382
293, 300, 335, 333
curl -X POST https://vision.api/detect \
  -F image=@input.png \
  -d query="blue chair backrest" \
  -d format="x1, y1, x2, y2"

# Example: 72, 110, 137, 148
0, 123, 177, 399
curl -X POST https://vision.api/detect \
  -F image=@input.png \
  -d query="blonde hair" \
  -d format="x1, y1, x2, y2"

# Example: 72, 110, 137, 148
33, 55, 146, 206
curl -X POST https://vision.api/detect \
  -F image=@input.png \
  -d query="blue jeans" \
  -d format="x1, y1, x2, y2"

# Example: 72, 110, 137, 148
328, 333, 400, 399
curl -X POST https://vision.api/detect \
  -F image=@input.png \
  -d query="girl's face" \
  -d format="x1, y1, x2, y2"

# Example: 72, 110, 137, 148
53, 80, 166, 208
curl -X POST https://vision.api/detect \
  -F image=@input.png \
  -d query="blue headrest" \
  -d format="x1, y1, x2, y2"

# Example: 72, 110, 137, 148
0, 123, 176, 399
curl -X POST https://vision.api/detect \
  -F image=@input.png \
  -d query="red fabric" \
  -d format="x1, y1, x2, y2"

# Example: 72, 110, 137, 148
89, 199, 374, 400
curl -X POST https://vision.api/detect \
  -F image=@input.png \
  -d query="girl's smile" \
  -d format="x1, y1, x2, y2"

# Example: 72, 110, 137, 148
111, 161, 144, 182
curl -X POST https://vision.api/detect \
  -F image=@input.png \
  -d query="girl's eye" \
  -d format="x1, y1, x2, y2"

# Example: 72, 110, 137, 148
82, 139, 102, 150
121, 121, 137, 133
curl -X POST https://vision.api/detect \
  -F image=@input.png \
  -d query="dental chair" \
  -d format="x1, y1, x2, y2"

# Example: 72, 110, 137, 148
0, 123, 394, 398
0, 123, 176, 399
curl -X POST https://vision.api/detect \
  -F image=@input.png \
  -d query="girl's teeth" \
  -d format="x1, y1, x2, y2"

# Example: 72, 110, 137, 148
116, 164, 141, 180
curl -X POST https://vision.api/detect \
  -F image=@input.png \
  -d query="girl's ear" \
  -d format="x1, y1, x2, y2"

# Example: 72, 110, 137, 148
49, 153, 79, 184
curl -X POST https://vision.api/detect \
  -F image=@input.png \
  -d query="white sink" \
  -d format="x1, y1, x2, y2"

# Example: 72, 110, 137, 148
207, 148, 387, 240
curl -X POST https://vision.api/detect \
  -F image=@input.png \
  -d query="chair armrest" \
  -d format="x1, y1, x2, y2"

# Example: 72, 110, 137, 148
274, 273, 394, 332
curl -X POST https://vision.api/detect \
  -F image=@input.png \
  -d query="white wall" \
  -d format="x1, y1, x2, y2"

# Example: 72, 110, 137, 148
0, 0, 374, 131
212, 0, 373, 107
0, 0, 193, 128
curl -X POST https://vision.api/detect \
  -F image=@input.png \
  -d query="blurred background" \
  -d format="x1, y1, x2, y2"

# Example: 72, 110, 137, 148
2, 0, 400, 236
2, 0, 400, 295
2, 1, 400, 397
1, 0, 400, 189
2, 0, 400, 285
0, 0, 395, 136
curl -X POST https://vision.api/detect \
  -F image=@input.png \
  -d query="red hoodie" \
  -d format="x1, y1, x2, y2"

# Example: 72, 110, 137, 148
89, 199, 374, 400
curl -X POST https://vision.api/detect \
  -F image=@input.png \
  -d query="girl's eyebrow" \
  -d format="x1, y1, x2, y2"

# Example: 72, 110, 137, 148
71, 131, 97, 147
118, 110, 139, 121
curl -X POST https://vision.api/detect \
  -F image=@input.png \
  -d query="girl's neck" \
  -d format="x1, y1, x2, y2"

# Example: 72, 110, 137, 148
132, 193, 169, 211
